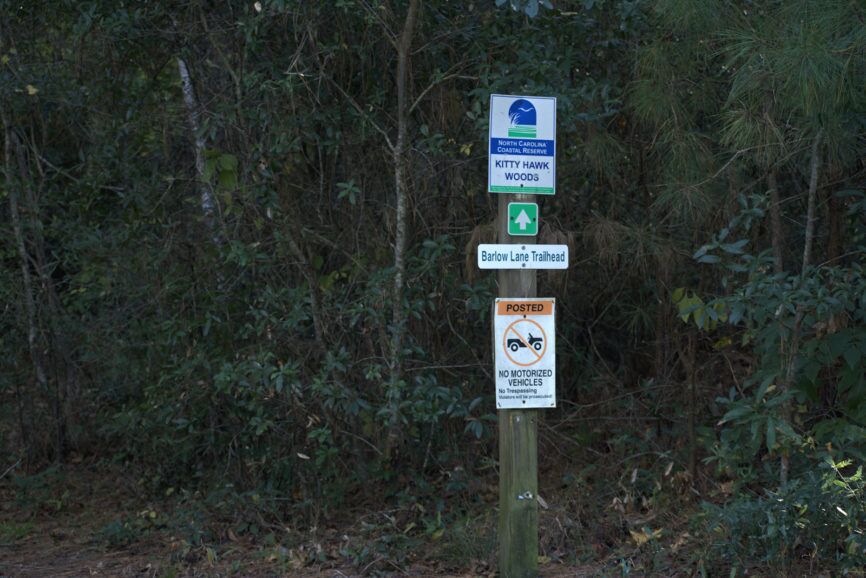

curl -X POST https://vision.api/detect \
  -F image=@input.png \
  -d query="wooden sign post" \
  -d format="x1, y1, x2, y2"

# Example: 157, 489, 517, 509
488, 93, 557, 577
497, 192, 539, 577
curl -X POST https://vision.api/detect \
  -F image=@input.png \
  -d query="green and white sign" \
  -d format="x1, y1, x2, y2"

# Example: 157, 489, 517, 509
508, 202, 538, 236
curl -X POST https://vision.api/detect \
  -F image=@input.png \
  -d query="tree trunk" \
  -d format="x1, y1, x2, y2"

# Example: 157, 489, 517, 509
800, 129, 823, 275
385, 0, 420, 456
3, 113, 50, 461
675, 332, 698, 482
826, 180, 843, 264
780, 128, 823, 486
177, 57, 223, 246
285, 235, 326, 346
767, 171, 784, 274
687, 332, 697, 480
654, 278, 667, 378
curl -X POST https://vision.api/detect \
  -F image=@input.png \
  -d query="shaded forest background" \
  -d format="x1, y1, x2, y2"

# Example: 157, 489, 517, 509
1, 0, 865, 574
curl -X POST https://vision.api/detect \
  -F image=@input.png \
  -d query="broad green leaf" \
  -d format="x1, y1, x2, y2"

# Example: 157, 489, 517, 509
720, 239, 748, 254
697, 254, 721, 264
720, 405, 752, 424
766, 418, 776, 451
843, 347, 861, 370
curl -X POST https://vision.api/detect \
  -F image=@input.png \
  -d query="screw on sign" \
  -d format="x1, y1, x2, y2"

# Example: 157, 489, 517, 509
502, 318, 547, 366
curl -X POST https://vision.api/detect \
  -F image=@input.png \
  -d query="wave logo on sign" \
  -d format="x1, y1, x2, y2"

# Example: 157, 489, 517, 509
507, 99, 536, 138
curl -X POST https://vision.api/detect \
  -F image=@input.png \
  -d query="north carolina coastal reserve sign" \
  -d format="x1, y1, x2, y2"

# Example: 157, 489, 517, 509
494, 298, 556, 409
477, 243, 568, 269
488, 94, 556, 195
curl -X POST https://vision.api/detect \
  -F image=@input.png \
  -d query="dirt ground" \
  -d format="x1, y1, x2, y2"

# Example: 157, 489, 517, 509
0, 464, 614, 577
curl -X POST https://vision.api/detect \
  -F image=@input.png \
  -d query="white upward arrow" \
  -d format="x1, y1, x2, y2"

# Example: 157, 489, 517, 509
515, 209, 532, 230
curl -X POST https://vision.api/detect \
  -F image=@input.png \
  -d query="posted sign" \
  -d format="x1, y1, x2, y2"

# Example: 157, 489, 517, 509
488, 94, 556, 195
494, 298, 556, 409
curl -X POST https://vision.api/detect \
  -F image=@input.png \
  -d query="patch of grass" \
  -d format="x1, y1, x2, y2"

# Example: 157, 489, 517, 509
432, 513, 496, 569
12, 465, 69, 512
95, 519, 143, 548
0, 521, 35, 544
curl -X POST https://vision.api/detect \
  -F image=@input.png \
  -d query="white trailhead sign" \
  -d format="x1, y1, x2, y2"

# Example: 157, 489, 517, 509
494, 298, 556, 409
488, 94, 556, 195
477, 243, 568, 270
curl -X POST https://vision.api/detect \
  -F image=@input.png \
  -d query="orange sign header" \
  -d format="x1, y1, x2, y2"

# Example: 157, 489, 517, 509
496, 300, 553, 316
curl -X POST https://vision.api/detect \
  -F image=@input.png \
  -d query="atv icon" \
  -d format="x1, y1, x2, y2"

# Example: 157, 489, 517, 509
507, 333, 543, 352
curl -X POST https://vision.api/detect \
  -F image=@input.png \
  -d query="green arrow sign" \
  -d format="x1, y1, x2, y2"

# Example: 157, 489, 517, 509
507, 202, 538, 236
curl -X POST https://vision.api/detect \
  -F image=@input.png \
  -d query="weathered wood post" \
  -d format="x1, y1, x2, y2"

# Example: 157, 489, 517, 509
497, 192, 539, 577
483, 93, 560, 577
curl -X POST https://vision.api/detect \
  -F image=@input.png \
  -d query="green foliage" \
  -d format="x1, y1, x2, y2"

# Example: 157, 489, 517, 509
648, 4, 866, 566
11, 466, 69, 512
203, 150, 239, 193
1, 0, 864, 573
336, 180, 360, 205
96, 518, 146, 548
0, 521, 34, 545
672, 288, 727, 331
495, 0, 554, 18
681, 183, 866, 569
704, 459, 866, 572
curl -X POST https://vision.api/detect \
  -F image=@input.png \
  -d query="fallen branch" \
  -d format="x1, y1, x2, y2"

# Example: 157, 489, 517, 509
1, 460, 21, 481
